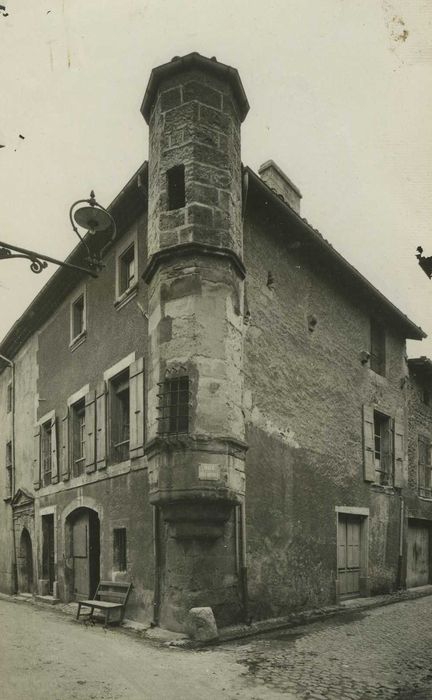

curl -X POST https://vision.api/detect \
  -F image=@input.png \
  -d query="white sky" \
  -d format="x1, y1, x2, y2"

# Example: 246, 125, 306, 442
1, 0, 431, 357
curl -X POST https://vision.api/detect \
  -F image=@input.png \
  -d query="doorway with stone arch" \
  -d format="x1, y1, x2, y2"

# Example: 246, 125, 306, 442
65, 508, 100, 600
18, 528, 34, 594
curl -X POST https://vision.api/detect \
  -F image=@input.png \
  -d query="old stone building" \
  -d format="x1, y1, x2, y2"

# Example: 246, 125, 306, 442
1, 52, 431, 632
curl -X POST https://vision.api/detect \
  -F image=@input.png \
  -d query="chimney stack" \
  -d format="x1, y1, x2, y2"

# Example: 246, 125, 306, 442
258, 160, 302, 214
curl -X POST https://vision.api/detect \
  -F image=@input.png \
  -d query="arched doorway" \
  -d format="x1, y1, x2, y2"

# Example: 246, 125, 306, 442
66, 508, 100, 600
18, 529, 33, 593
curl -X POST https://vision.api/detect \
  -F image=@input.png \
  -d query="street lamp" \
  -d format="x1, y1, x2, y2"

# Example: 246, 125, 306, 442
0, 191, 116, 278
416, 247, 432, 280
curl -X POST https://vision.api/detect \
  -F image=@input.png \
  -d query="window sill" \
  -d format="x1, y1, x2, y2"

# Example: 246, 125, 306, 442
114, 284, 138, 311
370, 483, 396, 495
69, 331, 87, 352
418, 495, 432, 502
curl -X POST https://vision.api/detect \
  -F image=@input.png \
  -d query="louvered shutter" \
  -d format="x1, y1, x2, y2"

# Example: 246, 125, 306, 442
61, 410, 70, 481
129, 358, 145, 460
85, 390, 96, 473
33, 425, 41, 490
363, 405, 376, 482
50, 416, 59, 484
96, 381, 107, 470
393, 420, 405, 488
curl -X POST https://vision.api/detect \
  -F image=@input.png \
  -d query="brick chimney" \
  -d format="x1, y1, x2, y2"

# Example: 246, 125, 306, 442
258, 160, 302, 214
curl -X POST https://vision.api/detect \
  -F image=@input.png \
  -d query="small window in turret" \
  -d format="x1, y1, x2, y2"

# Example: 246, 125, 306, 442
157, 376, 189, 434
167, 165, 185, 210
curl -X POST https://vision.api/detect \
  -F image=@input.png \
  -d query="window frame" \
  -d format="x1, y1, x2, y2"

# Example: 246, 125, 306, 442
113, 527, 127, 572
418, 435, 432, 499
115, 231, 138, 306
71, 398, 86, 477
373, 410, 393, 486
167, 164, 186, 210
109, 370, 131, 464
70, 287, 87, 347
40, 419, 53, 487
157, 375, 190, 435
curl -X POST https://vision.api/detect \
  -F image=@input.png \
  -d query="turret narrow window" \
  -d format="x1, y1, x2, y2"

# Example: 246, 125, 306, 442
167, 165, 185, 210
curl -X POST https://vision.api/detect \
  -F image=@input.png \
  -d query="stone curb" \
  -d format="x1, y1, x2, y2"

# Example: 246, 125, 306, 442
168, 585, 432, 649
1, 586, 431, 649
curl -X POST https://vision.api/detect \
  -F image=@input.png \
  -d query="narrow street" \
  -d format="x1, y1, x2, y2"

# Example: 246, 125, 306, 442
1, 595, 432, 699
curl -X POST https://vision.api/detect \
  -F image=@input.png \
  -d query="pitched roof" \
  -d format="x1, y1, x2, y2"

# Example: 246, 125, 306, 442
245, 167, 425, 341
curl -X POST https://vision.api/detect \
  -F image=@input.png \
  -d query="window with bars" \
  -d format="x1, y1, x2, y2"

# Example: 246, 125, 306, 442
418, 436, 432, 498
113, 528, 127, 571
374, 411, 392, 485
41, 421, 52, 486
110, 371, 130, 463
370, 319, 386, 376
72, 399, 86, 477
157, 376, 189, 435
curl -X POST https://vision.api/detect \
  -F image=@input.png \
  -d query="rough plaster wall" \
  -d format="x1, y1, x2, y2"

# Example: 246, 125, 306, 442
406, 375, 432, 521
37, 469, 153, 623
0, 334, 38, 593
243, 207, 409, 618
37, 213, 148, 420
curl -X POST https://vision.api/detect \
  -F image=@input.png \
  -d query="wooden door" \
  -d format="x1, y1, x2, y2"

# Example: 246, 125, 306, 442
42, 515, 55, 594
72, 511, 90, 599
71, 510, 100, 600
338, 515, 361, 597
407, 522, 430, 588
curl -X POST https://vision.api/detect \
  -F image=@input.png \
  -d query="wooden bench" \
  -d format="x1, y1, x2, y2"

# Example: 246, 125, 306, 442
76, 581, 132, 627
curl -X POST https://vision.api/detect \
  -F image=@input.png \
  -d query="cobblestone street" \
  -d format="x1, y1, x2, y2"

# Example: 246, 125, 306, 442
1, 595, 432, 698
223, 596, 432, 699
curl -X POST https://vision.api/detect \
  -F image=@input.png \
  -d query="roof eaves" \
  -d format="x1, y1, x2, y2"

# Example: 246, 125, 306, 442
245, 166, 426, 341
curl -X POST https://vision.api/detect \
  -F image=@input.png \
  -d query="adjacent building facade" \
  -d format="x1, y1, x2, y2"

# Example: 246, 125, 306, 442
1, 53, 431, 632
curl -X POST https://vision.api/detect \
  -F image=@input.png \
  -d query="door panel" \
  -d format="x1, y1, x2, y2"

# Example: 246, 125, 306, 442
72, 512, 90, 599
338, 515, 361, 597
407, 522, 430, 588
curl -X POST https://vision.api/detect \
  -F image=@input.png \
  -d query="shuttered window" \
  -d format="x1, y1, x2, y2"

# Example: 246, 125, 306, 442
41, 420, 52, 486
418, 436, 432, 499
110, 371, 130, 463
71, 399, 86, 477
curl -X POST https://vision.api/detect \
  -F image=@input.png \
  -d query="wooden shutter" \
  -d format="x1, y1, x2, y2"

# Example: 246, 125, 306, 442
96, 381, 107, 470
61, 410, 70, 481
50, 416, 59, 484
393, 419, 405, 488
33, 425, 41, 490
129, 357, 145, 460
85, 390, 96, 473
363, 405, 376, 481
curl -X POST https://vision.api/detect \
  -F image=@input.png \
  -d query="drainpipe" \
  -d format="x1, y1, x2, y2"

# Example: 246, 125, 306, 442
397, 495, 405, 590
239, 502, 250, 623
152, 505, 161, 626
0, 353, 17, 594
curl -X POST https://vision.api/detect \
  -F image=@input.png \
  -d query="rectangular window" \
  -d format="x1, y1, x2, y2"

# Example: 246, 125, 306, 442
418, 436, 432, 499
119, 244, 136, 296
370, 319, 385, 376
72, 399, 86, 477
157, 376, 189, 435
113, 528, 127, 571
71, 293, 86, 343
167, 165, 185, 210
374, 412, 392, 485
41, 420, 52, 486
110, 371, 130, 463
6, 384, 12, 413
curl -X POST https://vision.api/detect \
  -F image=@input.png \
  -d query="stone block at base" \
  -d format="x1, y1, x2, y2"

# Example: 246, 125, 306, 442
187, 607, 218, 641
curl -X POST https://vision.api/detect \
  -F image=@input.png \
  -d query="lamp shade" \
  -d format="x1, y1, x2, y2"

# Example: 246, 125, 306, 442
73, 205, 113, 234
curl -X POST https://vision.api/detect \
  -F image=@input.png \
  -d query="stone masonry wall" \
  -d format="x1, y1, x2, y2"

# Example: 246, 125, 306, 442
243, 202, 411, 619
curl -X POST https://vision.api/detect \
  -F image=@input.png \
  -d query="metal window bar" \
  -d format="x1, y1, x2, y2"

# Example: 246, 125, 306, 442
156, 377, 189, 434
